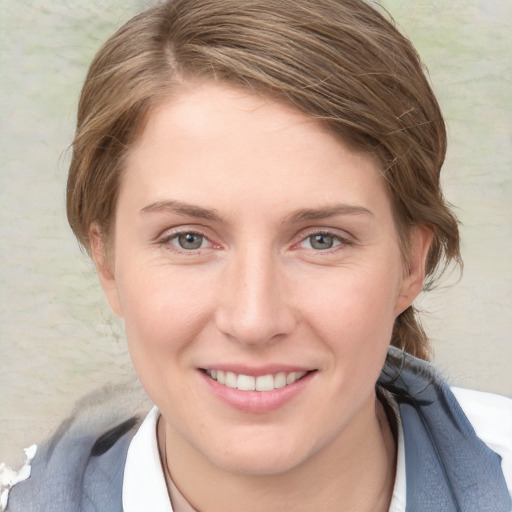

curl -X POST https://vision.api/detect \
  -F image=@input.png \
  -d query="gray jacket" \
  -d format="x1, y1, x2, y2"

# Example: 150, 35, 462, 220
7, 348, 511, 511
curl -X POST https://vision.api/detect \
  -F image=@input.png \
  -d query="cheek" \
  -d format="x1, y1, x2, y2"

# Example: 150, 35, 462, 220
293, 261, 402, 380
299, 264, 401, 336
115, 264, 215, 360
115, 266, 219, 414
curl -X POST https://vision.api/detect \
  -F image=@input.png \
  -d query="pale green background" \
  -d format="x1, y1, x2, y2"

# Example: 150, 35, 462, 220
1, 1, 511, 466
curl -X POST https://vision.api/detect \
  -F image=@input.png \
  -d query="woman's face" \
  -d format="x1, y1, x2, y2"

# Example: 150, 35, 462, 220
95, 82, 427, 476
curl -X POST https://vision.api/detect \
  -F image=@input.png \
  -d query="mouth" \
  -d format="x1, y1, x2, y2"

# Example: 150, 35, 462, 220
199, 367, 316, 413
201, 369, 312, 391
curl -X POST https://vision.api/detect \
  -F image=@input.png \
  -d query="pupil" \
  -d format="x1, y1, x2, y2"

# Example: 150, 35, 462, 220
179, 233, 203, 249
311, 234, 333, 250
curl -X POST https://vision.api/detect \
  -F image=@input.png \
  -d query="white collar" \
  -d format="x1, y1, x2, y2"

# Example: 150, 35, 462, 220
122, 406, 406, 512
122, 407, 173, 512
388, 408, 406, 512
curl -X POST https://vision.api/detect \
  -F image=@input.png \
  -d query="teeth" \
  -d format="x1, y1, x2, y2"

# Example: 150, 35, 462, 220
206, 369, 308, 391
286, 372, 297, 385
237, 374, 256, 391
225, 372, 237, 388
274, 372, 287, 389
256, 374, 274, 391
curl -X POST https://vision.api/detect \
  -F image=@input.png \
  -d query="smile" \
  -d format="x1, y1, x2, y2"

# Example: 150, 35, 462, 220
205, 369, 308, 391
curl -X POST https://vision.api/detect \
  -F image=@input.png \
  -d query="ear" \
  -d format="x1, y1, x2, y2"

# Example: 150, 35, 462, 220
89, 224, 123, 318
394, 225, 434, 316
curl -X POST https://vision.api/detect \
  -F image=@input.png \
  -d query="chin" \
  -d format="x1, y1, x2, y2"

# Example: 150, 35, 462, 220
199, 428, 317, 477
212, 449, 306, 477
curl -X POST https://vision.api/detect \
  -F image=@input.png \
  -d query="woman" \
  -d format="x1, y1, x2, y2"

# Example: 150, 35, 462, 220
3, 0, 511, 510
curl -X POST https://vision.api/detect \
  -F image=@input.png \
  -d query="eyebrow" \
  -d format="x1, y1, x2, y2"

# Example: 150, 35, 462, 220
286, 204, 373, 222
141, 200, 372, 223
140, 200, 222, 221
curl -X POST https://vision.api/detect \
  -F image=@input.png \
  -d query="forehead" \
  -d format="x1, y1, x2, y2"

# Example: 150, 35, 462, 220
121, 82, 392, 224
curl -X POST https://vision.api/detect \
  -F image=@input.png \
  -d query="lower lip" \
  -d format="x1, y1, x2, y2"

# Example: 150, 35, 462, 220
199, 370, 316, 414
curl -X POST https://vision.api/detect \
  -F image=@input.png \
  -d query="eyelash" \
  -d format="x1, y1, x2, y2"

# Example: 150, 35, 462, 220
156, 228, 353, 255
157, 229, 216, 254
295, 229, 354, 254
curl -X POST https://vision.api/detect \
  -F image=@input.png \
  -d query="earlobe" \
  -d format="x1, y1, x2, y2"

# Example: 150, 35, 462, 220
89, 225, 123, 318
395, 225, 434, 316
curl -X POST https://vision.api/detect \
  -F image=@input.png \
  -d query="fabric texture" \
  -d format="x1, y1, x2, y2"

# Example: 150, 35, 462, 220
379, 347, 511, 511
5, 381, 151, 512
5, 348, 511, 512
122, 408, 173, 512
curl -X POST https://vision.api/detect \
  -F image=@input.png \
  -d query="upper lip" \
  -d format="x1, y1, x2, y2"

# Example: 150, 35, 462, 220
199, 364, 315, 377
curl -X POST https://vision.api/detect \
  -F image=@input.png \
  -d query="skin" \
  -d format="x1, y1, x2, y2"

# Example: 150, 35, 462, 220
92, 82, 432, 512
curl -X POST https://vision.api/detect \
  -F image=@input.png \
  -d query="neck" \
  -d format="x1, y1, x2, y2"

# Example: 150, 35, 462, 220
158, 394, 396, 512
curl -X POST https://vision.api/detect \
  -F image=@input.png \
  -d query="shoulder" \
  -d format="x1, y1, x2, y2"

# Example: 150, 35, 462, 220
4, 381, 152, 512
451, 386, 512, 490
380, 348, 512, 510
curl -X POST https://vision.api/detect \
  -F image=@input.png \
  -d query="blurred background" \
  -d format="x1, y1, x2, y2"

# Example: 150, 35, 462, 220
1, 0, 511, 467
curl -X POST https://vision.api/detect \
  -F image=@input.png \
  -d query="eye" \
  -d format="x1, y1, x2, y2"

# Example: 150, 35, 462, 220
308, 234, 338, 250
172, 232, 207, 250
157, 230, 210, 252
297, 231, 350, 252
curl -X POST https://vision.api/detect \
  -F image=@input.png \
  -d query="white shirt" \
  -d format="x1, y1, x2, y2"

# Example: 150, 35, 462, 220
123, 407, 172, 512
122, 388, 512, 512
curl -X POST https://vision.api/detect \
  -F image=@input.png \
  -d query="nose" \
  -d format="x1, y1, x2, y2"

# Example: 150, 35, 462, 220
215, 246, 296, 347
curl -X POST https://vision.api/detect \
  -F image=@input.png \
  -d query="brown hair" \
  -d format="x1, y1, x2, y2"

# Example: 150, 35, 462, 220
67, 0, 461, 360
